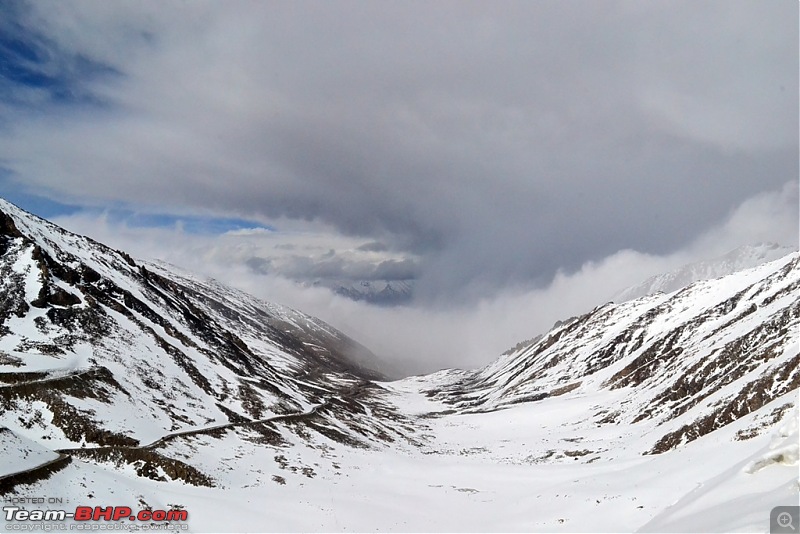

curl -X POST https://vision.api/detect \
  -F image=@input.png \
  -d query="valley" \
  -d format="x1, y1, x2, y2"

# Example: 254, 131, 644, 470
0, 198, 797, 532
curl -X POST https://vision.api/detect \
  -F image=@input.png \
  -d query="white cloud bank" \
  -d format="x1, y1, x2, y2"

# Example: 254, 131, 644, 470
53, 181, 798, 375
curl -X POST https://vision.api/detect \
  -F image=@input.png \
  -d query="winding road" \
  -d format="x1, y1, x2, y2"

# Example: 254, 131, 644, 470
0, 400, 329, 494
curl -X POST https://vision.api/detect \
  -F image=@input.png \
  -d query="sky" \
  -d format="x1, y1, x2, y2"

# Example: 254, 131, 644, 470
0, 0, 797, 374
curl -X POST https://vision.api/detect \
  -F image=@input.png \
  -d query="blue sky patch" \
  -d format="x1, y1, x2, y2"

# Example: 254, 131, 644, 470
98, 209, 275, 235
0, 172, 272, 236
0, 3, 120, 110
0, 172, 82, 218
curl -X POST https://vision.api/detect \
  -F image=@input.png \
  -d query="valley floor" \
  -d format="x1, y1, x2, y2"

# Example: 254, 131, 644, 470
2, 378, 797, 533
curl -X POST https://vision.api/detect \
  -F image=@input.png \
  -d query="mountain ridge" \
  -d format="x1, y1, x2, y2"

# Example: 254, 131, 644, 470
613, 242, 797, 302
424, 251, 798, 454
0, 197, 409, 453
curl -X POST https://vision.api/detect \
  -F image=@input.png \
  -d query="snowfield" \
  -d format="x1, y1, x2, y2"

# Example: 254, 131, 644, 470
2, 390, 796, 532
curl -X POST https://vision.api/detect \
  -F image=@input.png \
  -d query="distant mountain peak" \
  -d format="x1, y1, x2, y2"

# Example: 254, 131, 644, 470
613, 242, 797, 302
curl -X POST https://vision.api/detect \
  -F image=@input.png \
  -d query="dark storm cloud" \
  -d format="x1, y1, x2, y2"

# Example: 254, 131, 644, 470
246, 252, 417, 282
1, 0, 796, 301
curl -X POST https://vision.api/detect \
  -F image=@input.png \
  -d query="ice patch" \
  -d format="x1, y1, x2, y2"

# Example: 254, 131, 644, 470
745, 407, 800, 474
745, 443, 800, 473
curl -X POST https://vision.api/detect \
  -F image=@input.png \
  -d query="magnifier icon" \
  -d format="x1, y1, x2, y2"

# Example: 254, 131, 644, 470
778, 512, 796, 530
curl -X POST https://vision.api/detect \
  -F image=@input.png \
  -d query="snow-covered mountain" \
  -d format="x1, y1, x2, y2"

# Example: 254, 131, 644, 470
0, 198, 797, 532
614, 242, 796, 302
428, 251, 798, 448
0, 197, 410, 453
305, 278, 413, 305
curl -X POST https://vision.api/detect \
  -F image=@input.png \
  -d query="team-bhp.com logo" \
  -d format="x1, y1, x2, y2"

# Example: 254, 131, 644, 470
4, 505, 188, 529
5, 507, 187, 522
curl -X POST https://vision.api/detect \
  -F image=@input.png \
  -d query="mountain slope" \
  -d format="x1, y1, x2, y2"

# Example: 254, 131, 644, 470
0, 198, 411, 461
427, 252, 799, 454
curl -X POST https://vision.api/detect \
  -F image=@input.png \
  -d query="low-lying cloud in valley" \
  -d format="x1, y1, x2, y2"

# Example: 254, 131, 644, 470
53, 181, 798, 374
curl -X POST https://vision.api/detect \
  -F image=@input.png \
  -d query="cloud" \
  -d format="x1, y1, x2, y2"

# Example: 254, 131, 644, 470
686, 181, 799, 257
52, 182, 798, 374
50, 209, 418, 284
1, 1, 797, 304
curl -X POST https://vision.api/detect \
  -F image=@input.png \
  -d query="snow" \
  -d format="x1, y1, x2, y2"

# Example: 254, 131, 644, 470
639, 401, 800, 533
0, 428, 60, 477
4, 390, 796, 532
